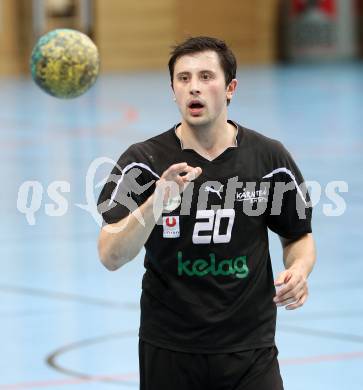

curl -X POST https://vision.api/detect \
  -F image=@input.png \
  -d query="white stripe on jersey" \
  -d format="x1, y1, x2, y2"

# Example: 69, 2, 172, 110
262, 167, 308, 206
109, 162, 160, 205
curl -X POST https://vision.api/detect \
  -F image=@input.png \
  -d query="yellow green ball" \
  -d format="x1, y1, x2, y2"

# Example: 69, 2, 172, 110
30, 29, 99, 98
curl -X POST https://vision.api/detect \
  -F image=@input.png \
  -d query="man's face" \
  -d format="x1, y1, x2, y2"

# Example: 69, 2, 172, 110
172, 50, 236, 127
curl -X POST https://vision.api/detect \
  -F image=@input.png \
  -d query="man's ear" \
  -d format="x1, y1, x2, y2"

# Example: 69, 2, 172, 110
226, 79, 238, 102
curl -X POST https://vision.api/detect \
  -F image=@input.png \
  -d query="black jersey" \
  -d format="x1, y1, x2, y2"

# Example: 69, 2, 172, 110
97, 120, 312, 353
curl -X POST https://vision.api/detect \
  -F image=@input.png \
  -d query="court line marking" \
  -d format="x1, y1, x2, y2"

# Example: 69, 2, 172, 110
0, 373, 139, 389
0, 284, 138, 311
46, 331, 138, 386
45, 327, 363, 389
280, 350, 363, 366
1, 351, 363, 389
279, 324, 363, 344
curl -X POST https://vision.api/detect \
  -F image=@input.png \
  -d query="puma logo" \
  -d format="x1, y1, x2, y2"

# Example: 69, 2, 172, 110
205, 185, 224, 199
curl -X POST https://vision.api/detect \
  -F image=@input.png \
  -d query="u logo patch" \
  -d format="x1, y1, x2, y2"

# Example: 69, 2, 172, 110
163, 216, 180, 238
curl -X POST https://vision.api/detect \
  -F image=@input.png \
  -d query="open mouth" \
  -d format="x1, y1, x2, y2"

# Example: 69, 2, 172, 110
189, 102, 204, 109
188, 100, 205, 115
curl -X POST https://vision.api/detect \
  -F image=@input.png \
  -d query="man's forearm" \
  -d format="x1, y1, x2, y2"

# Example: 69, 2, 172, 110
281, 233, 316, 278
98, 163, 202, 271
98, 193, 163, 271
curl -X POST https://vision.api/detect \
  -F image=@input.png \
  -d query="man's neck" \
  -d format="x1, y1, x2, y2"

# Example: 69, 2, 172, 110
177, 118, 237, 160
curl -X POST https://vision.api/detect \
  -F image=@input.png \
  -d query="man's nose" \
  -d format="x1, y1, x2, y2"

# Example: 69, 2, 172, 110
189, 76, 201, 95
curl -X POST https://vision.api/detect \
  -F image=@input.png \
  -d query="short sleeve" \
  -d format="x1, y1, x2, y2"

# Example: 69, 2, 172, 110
265, 142, 312, 240
97, 145, 157, 225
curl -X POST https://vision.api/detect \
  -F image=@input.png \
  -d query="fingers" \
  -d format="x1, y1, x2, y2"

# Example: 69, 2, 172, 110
276, 285, 306, 307
160, 163, 202, 192
154, 163, 202, 212
274, 270, 293, 287
286, 292, 308, 310
275, 277, 305, 303
274, 273, 288, 287
274, 271, 308, 310
182, 166, 202, 183
162, 163, 201, 180
163, 162, 190, 179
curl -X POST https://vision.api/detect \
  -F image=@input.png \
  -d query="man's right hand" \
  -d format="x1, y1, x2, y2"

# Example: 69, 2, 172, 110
154, 162, 202, 210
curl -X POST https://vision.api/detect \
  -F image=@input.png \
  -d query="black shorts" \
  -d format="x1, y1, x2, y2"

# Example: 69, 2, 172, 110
139, 339, 284, 390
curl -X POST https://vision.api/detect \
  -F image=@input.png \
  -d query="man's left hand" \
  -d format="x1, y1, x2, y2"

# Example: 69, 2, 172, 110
273, 267, 308, 310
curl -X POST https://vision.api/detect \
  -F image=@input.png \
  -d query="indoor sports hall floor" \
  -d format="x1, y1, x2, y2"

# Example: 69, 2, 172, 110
0, 62, 362, 389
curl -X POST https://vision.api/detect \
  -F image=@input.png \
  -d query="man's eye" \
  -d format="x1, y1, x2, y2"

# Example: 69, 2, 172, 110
179, 75, 189, 81
201, 73, 211, 80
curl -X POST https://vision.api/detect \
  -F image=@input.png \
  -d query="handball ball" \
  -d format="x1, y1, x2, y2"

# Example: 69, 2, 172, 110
30, 29, 99, 98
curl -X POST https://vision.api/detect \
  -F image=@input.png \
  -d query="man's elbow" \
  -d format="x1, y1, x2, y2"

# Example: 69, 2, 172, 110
97, 236, 129, 272
100, 254, 120, 271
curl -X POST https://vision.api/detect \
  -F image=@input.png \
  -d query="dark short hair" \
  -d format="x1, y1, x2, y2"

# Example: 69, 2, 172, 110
168, 36, 237, 87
